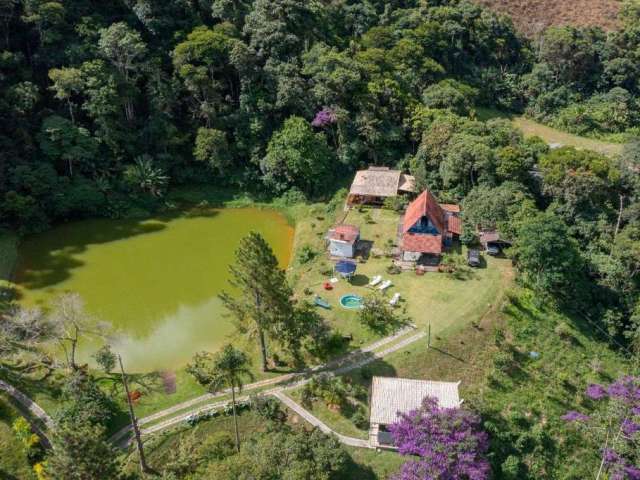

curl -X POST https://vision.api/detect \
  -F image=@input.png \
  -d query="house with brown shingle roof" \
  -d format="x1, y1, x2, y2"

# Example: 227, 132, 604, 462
347, 166, 415, 206
401, 190, 461, 262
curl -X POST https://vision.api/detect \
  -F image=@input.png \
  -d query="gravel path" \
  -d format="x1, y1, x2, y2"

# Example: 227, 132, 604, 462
0, 378, 54, 447
115, 327, 427, 449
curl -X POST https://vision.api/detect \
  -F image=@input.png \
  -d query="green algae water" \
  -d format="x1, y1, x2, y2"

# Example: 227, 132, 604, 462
13, 207, 293, 372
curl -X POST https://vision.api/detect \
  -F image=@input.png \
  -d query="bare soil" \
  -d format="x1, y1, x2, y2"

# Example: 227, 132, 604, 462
474, 0, 621, 37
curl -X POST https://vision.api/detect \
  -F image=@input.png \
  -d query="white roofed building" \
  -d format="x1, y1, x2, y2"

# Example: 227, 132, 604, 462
368, 376, 462, 448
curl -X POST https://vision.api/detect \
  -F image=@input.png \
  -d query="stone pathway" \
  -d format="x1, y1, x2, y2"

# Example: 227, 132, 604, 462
115, 327, 427, 449
0, 378, 54, 447
273, 391, 371, 448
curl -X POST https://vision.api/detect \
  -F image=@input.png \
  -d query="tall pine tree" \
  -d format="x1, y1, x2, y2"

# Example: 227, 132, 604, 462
220, 232, 293, 371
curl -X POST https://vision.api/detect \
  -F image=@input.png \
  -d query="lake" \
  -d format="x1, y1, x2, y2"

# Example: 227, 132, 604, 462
13, 207, 294, 372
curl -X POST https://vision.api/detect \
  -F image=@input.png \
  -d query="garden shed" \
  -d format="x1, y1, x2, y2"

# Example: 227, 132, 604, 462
368, 376, 462, 449
326, 224, 360, 258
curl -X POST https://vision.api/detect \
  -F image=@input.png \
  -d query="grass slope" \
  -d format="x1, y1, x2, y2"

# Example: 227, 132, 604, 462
474, 0, 620, 37
477, 108, 624, 157
322, 287, 633, 478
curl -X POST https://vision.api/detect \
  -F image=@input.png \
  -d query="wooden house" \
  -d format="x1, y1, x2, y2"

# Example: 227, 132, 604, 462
347, 167, 415, 206
368, 377, 462, 449
326, 224, 360, 258
401, 190, 461, 262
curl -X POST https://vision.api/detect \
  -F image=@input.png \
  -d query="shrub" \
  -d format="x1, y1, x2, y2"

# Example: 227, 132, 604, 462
554, 322, 573, 341
350, 406, 369, 430
277, 187, 307, 206
298, 244, 318, 264
383, 196, 407, 212
386, 264, 401, 275
493, 351, 514, 374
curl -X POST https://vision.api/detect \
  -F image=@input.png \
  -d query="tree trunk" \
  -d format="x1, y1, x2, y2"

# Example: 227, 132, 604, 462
258, 327, 268, 372
118, 355, 150, 474
231, 384, 240, 452
70, 327, 78, 370
614, 194, 625, 240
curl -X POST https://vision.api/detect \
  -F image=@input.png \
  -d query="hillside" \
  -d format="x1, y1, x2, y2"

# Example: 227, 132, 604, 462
474, 0, 621, 36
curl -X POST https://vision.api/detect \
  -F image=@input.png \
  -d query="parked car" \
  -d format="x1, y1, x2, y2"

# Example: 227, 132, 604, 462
486, 243, 501, 256
467, 249, 481, 267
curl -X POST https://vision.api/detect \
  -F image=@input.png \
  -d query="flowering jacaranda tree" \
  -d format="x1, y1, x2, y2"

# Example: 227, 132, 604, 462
389, 397, 490, 480
311, 107, 337, 128
562, 376, 640, 479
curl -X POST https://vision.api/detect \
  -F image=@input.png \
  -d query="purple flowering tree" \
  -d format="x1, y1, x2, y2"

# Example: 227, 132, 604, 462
389, 397, 490, 480
562, 376, 640, 479
311, 107, 337, 128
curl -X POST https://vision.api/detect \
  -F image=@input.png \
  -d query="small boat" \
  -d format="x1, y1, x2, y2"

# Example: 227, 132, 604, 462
369, 275, 382, 287
378, 280, 392, 291
315, 296, 331, 309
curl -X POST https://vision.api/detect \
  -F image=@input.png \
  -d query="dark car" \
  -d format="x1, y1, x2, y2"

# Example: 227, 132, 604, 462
467, 249, 481, 267
486, 243, 501, 256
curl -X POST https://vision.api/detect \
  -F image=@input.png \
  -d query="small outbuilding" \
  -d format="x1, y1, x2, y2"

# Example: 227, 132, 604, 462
347, 166, 415, 206
326, 224, 360, 258
479, 230, 511, 255
369, 376, 462, 449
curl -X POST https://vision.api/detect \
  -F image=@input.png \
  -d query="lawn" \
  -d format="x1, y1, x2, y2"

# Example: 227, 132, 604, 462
0, 394, 36, 480
476, 107, 624, 157
291, 206, 512, 342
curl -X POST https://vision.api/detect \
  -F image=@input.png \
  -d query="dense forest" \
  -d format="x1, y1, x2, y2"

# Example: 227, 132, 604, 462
1, 0, 638, 344
0, 0, 639, 478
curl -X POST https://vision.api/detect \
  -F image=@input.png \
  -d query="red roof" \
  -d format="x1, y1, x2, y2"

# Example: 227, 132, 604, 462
403, 190, 446, 234
447, 216, 462, 235
402, 233, 443, 254
440, 204, 460, 213
327, 224, 360, 244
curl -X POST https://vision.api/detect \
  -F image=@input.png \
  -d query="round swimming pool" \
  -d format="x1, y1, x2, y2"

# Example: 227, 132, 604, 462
340, 294, 364, 309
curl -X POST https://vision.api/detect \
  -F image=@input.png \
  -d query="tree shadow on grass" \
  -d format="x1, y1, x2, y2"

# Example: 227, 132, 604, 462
340, 457, 378, 480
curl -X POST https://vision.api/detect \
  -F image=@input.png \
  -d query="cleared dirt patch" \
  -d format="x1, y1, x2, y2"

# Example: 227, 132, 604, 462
474, 0, 621, 37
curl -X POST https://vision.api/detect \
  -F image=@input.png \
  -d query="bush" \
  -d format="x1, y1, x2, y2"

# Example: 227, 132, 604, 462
493, 350, 514, 374
298, 244, 318, 264
350, 406, 369, 430
252, 395, 287, 425
277, 187, 307, 206
386, 264, 401, 275
383, 196, 408, 212
554, 322, 574, 341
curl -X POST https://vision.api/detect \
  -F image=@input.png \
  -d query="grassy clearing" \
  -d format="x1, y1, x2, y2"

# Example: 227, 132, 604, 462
291, 205, 512, 342
476, 108, 624, 157
0, 394, 36, 480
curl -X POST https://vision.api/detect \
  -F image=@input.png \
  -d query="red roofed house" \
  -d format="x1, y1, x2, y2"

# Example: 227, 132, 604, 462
326, 224, 360, 258
401, 190, 461, 262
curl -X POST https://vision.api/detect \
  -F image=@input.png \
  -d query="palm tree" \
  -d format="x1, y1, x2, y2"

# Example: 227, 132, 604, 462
186, 345, 253, 451
124, 154, 169, 197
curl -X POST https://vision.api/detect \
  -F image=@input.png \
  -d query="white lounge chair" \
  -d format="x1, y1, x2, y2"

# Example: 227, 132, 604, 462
378, 280, 392, 291
369, 275, 382, 287
389, 293, 401, 306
